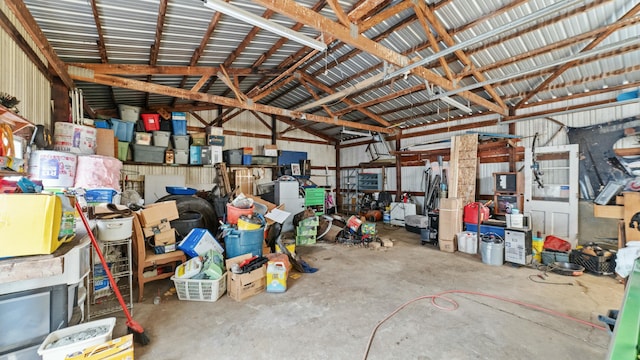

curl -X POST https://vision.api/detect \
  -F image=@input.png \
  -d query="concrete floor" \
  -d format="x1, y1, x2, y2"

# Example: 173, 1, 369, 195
112, 226, 624, 359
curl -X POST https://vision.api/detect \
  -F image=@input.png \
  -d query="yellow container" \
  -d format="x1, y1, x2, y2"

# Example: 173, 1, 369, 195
237, 216, 262, 231
532, 237, 544, 263
266, 261, 287, 293
276, 239, 295, 254
0, 194, 72, 257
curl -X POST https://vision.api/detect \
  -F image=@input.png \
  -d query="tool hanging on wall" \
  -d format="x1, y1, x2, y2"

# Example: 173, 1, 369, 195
531, 132, 545, 188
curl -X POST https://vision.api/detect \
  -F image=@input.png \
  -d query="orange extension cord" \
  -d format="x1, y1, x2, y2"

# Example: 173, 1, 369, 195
362, 289, 608, 359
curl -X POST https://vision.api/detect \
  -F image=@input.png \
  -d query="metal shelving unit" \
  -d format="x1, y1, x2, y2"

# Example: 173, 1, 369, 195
340, 168, 359, 214
87, 237, 132, 320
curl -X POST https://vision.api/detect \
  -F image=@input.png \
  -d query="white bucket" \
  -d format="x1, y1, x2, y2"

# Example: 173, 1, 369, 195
96, 216, 133, 241
53, 122, 97, 155
28, 150, 78, 188
480, 238, 504, 266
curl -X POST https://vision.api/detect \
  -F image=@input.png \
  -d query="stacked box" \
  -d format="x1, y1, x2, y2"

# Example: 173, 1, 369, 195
296, 216, 319, 245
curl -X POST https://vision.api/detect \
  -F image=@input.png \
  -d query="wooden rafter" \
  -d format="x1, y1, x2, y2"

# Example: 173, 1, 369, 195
327, 0, 350, 27
249, 110, 272, 130
146, 0, 168, 107
218, 65, 248, 102
252, 0, 505, 115
515, 2, 640, 109
191, 75, 210, 92
458, 16, 640, 78
275, 115, 333, 143
298, 77, 335, 117
299, 73, 392, 127
453, 0, 528, 35
415, 1, 507, 111
5, 0, 74, 88
334, 83, 426, 116
89, 0, 117, 107
66, 63, 282, 77
413, 4, 453, 81
188, 111, 210, 127
68, 71, 394, 134
174, 10, 223, 106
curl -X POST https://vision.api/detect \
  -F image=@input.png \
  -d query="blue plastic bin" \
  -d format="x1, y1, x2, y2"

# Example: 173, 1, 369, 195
172, 120, 187, 136
189, 146, 202, 165
95, 120, 110, 129
242, 154, 252, 165
464, 222, 505, 239
85, 188, 117, 204
225, 227, 264, 258
111, 118, 135, 142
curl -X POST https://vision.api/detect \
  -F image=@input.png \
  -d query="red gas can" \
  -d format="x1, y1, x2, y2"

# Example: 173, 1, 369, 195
464, 202, 490, 224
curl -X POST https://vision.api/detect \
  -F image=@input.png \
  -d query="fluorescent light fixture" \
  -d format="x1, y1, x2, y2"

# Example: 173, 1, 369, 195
440, 95, 472, 113
341, 128, 372, 137
202, 0, 327, 52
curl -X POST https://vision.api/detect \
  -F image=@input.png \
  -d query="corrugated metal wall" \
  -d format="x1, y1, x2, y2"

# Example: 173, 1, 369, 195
0, 2, 51, 126
340, 98, 640, 210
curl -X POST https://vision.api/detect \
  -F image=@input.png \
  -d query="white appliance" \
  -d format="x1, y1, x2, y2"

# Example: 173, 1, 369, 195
389, 202, 416, 226
504, 229, 533, 265
275, 181, 305, 232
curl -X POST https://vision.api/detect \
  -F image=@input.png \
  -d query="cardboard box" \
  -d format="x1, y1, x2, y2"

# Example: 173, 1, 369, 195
439, 198, 463, 241
225, 254, 267, 301
154, 228, 176, 246
139, 200, 179, 227
142, 221, 171, 238
65, 334, 133, 360
95, 128, 117, 157
439, 238, 457, 253
152, 243, 176, 254
207, 135, 225, 146
263, 144, 278, 157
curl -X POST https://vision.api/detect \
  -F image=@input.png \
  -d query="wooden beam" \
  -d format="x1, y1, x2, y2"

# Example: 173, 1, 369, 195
5, 0, 74, 88
299, 77, 335, 117
218, 65, 247, 102
146, 0, 168, 107
415, 1, 507, 110
188, 111, 210, 127
299, 73, 392, 127
335, 83, 426, 116
89, 0, 118, 107
458, 16, 640, 78
515, 3, 640, 108
413, 3, 453, 81
349, 0, 388, 21
252, 0, 505, 115
327, 0, 351, 27
249, 110, 272, 130
68, 71, 394, 134
0, 8, 50, 80
66, 63, 282, 77
190, 75, 210, 92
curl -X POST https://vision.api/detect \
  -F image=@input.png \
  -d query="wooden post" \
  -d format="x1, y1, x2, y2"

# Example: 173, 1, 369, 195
336, 142, 341, 210
51, 77, 70, 128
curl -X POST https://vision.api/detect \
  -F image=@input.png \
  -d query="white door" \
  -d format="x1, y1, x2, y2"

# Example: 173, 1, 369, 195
524, 144, 579, 248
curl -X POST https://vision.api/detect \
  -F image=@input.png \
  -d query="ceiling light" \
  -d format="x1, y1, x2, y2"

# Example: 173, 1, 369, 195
440, 95, 472, 113
602, 85, 608, 89
202, 0, 327, 51
623, 80, 630, 85
341, 128, 372, 137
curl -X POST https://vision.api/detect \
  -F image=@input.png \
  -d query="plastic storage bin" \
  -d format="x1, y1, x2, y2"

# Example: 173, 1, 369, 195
85, 188, 117, 204
174, 149, 189, 164
153, 131, 171, 147
135, 132, 152, 145
172, 135, 190, 150
223, 149, 243, 165
117, 141, 129, 161
172, 120, 187, 136
37, 317, 116, 360
118, 104, 141, 122
132, 144, 166, 163
189, 146, 202, 165
110, 118, 134, 142
94, 120, 110, 129
140, 114, 160, 132
225, 227, 264, 258
171, 274, 226, 302
242, 154, 252, 165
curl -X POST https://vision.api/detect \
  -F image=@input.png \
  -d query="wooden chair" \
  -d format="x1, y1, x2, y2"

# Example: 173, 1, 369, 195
131, 213, 186, 302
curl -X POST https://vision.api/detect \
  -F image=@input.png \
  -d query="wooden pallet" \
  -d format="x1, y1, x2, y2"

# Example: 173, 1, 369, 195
448, 134, 478, 205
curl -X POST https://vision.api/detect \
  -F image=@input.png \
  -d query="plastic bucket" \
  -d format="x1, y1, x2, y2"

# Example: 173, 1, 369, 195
28, 150, 78, 188
480, 237, 504, 266
237, 215, 262, 230
171, 212, 204, 238
226, 204, 254, 225
225, 227, 264, 258
96, 216, 133, 241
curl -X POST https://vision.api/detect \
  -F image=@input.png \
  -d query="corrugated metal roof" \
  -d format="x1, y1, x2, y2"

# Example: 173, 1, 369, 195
14, 0, 640, 138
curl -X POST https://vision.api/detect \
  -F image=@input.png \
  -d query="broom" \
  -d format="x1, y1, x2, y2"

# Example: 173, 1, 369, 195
75, 202, 150, 345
